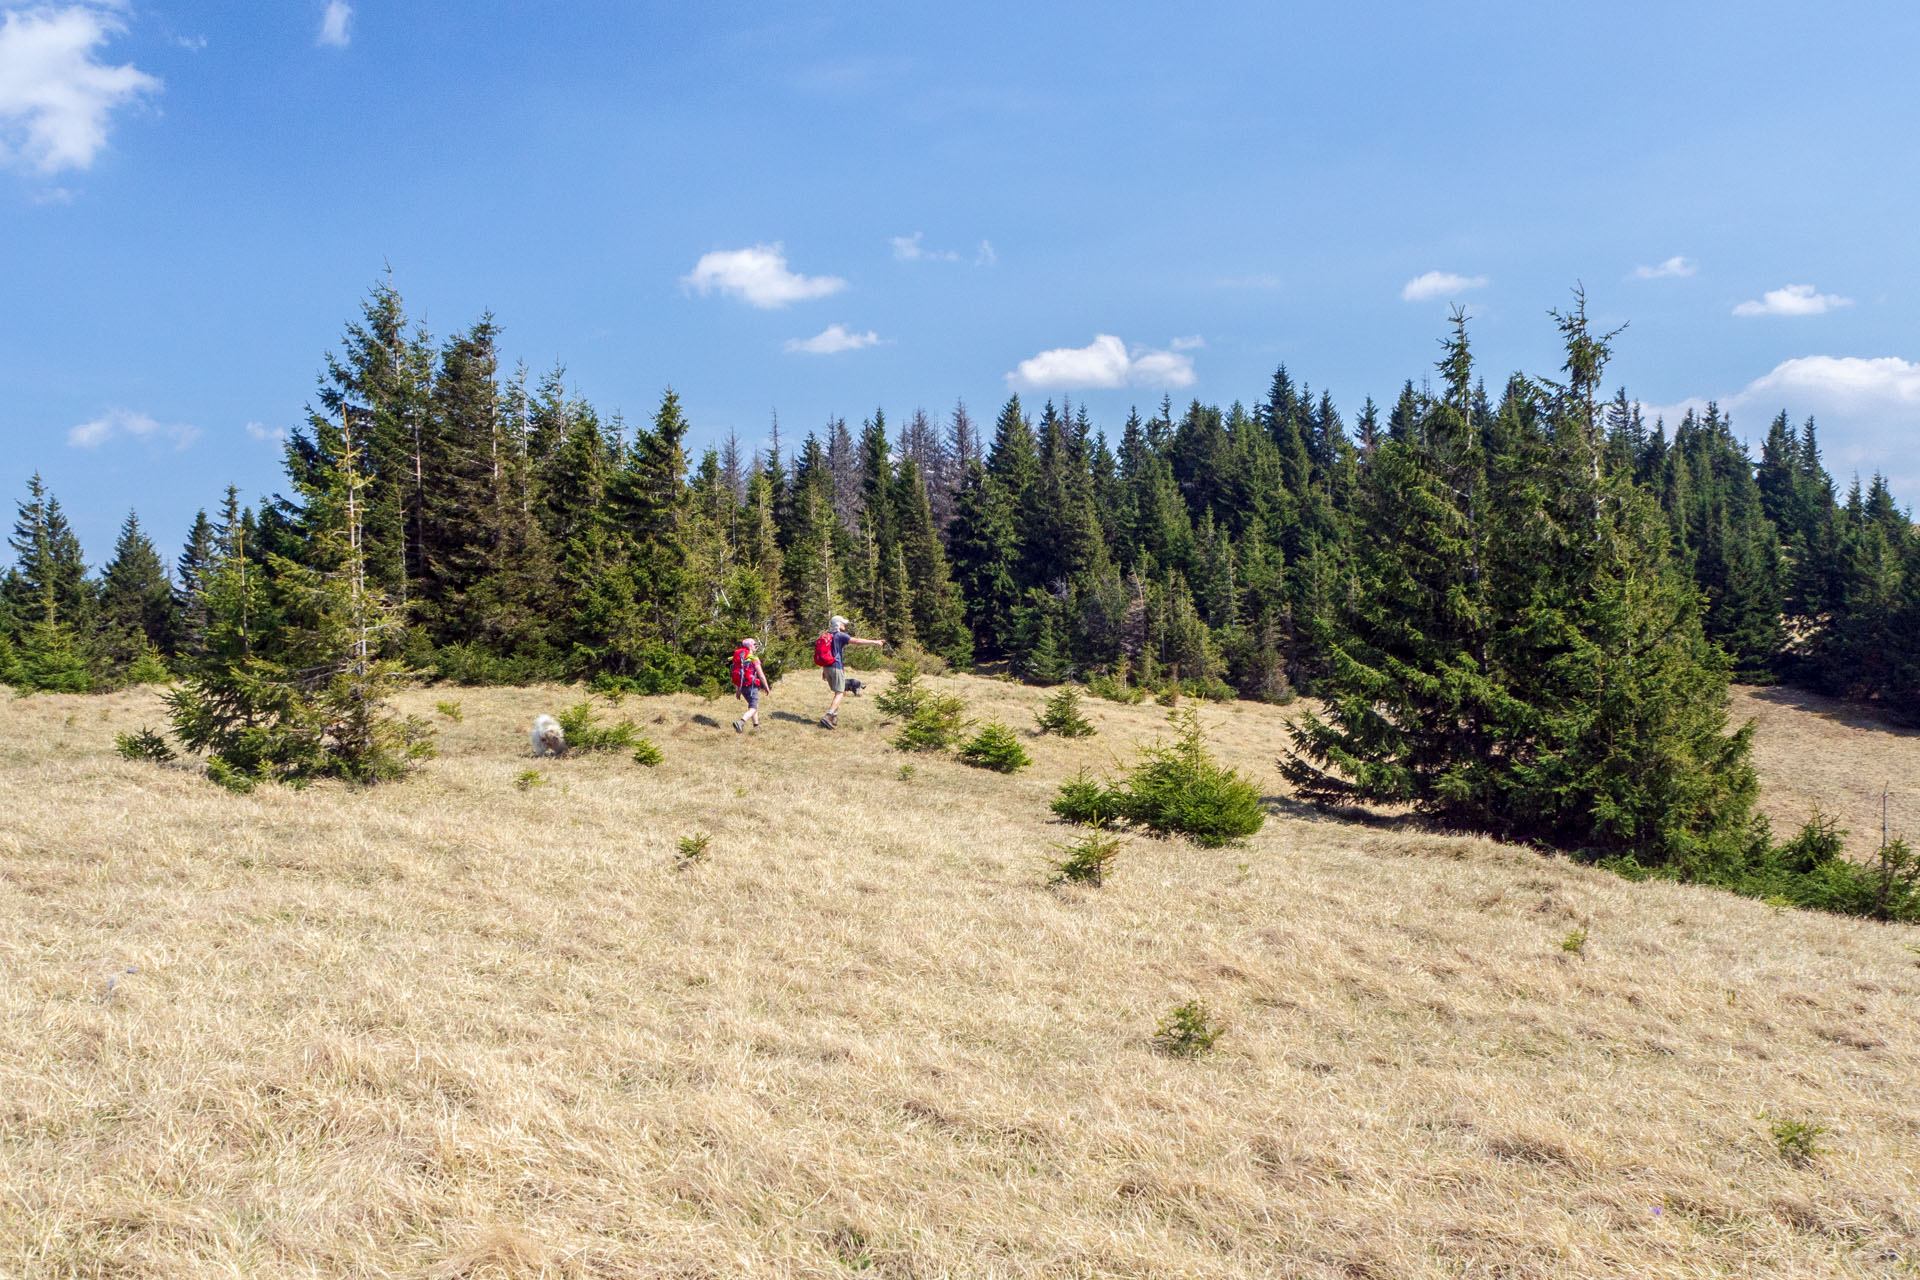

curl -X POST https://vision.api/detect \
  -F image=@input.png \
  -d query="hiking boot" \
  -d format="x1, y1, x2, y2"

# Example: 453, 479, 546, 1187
733, 719, 744, 734
819, 712, 837, 729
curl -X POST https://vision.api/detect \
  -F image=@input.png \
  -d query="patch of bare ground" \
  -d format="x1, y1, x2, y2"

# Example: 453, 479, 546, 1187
1, 675, 1916, 1277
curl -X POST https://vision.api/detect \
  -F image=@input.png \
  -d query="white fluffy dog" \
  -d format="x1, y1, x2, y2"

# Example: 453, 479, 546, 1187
530, 713, 566, 757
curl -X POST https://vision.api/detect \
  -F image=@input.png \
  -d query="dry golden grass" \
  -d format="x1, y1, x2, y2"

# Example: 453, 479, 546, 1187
1731, 684, 1920, 858
3, 674, 1917, 1278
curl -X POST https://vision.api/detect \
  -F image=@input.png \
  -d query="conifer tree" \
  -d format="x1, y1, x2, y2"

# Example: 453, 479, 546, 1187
174, 510, 217, 662
3, 476, 97, 691
893, 456, 971, 664
169, 412, 431, 783
299, 276, 435, 601
1288, 297, 1763, 868
780, 436, 849, 633
3, 474, 94, 642
945, 460, 1022, 656
855, 413, 912, 642
1282, 312, 1514, 828
99, 511, 177, 674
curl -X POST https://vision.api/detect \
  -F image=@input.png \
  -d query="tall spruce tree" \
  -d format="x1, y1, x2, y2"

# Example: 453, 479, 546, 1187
893, 455, 971, 664
3, 475, 97, 692
945, 459, 1022, 657
98, 510, 176, 671
174, 510, 217, 663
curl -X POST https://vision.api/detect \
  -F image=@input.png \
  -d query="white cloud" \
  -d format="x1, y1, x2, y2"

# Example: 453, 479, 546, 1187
0, 5, 160, 174
1169, 334, 1205, 351
974, 239, 997, 267
891, 232, 957, 262
1637, 354, 1920, 495
783, 324, 882, 355
1732, 283, 1852, 317
1634, 255, 1696, 280
1006, 334, 1197, 392
1402, 271, 1488, 302
317, 1, 352, 49
245, 420, 287, 443
68, 408, 200, 450
682, 243, 847, 309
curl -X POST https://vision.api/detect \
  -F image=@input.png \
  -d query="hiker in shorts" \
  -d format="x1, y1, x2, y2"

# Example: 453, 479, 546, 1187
730, 637, 769, 733
817, 615, 882, 729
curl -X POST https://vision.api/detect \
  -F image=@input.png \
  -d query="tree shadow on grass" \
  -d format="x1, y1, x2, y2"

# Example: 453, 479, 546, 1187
1746, 684, 1919, 738
1263, 793, 1412, 829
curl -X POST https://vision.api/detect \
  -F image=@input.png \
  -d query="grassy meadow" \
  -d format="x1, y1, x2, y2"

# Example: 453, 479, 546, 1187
2, 672, 1917, 1278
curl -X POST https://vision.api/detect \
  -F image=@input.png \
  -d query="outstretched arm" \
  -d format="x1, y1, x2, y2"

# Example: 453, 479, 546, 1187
850, 636, 885, 647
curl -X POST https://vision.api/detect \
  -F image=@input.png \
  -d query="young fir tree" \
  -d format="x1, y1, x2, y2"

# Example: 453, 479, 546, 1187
168, 413, 432, 784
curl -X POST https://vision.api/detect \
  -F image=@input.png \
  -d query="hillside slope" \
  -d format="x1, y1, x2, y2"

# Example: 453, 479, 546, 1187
2, 674, 1916, 1278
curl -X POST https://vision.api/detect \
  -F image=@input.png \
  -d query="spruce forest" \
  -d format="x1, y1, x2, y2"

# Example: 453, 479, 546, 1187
4, 282, 1917, 915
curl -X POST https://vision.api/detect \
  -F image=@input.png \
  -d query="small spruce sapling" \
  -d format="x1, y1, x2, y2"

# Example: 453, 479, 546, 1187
1052, 832, 1122, 886
958, 720, 1031, 772
875, 661, 926, 719
557, 701, 640, 752
1036, 684, 1096, 737
891, 690, 968, 752
1770, 1118, 1827, 1166
1052, 768, 1120, 827
123, 643, 172, 687
114, 727, 175, 763
1113, 708, 1266, 846
631, 739, 664, 767
1154, 999, 1224, 1058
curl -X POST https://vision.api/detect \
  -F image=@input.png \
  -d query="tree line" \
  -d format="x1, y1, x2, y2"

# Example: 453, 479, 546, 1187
3, 281, 1916, 905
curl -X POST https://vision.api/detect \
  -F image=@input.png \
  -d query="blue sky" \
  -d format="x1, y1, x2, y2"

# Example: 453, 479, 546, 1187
3, 1, 1917, 565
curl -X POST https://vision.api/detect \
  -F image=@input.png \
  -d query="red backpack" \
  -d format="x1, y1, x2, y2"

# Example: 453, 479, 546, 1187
813, 633, 837, 667
730, 646, 760, 690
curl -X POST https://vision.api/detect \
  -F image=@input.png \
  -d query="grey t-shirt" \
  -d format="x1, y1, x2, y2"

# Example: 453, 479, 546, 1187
830, 631, 853, 666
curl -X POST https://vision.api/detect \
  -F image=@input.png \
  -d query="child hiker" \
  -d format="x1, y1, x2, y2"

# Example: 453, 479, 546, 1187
730, 637, 769, 733
814, 615, 882, 729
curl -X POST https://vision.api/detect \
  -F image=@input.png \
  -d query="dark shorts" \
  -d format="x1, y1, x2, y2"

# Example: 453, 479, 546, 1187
743, 685, 761, 709
824, 665, 846, 694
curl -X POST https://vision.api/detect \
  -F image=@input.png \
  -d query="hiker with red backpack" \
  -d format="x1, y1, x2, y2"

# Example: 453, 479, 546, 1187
815, 615, 882, 729
730, 637, 769, 733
